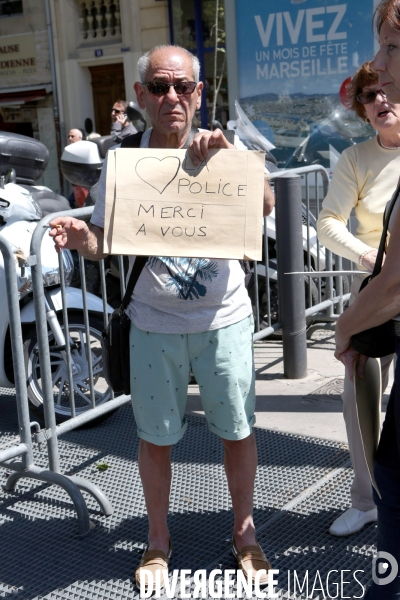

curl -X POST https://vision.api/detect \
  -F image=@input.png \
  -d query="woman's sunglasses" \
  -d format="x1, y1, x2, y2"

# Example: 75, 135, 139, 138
357, 89, 387, 105
144, 80, 197, 96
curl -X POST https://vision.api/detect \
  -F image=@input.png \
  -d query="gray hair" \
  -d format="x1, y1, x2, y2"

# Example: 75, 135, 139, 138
137, 45, 200, 83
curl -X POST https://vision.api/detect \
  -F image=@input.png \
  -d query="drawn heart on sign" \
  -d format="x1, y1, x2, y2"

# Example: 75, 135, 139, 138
135, 156, 181, 194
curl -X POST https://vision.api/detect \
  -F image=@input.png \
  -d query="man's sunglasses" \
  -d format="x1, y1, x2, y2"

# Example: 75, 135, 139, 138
111, 108, 124, 114
357, 89, 387, 105
144, 80, 197, 96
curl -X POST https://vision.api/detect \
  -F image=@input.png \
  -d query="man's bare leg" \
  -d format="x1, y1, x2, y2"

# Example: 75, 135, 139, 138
138, 439, 172, 553
222, 433, 258, 549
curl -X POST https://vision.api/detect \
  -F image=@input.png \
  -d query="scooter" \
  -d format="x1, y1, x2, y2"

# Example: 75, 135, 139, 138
0, 132, 113, 423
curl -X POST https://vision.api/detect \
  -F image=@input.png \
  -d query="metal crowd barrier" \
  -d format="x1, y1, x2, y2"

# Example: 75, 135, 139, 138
1, 207, 132, 536
252, 165, 352, 377
0, 233, 96, 536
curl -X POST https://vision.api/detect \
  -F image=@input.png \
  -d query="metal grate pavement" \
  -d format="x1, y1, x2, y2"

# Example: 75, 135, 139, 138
0, 390, 375, 599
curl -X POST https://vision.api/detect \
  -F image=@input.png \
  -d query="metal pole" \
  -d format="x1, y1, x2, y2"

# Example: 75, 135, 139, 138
166, 0, 174, 44
44, 0, 63, 190
275, 173, 308, 379
194, 0, 208, 128
0, 238, 34, 470
30, 222, 61, 473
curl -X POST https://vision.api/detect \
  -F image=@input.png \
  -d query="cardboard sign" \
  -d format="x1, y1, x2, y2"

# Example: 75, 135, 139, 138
104, 147, 265, 260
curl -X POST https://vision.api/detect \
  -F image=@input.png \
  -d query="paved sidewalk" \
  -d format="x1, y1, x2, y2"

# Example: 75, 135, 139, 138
0, 329, 384, 599
188, 329, 392, 442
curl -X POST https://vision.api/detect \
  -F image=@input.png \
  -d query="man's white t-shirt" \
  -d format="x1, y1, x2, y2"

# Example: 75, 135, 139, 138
91, 128, 253, 334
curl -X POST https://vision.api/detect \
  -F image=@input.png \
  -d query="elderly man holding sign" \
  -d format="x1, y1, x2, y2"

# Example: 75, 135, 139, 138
50, 44, 274, 590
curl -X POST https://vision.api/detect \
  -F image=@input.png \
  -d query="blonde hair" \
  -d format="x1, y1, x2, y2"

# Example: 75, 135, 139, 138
349, 62, 379, 119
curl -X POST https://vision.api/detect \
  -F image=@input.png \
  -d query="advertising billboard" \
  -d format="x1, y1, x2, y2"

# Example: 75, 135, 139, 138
232, 1, 376, 169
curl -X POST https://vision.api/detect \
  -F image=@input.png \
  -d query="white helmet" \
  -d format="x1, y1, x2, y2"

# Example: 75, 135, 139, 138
0, 183, 42, 224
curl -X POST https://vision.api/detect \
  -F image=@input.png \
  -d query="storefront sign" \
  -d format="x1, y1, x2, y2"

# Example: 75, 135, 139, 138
0, 33, 36, 78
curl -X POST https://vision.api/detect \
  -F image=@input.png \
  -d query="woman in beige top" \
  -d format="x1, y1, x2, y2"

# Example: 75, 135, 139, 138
317, 61, 400, 537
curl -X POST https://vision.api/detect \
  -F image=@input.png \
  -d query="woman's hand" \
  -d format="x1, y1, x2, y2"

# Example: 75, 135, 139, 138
360, 248, 379, 272
335, 318, 369, 381
336, 346, 369, 381
334, 316, 352, 358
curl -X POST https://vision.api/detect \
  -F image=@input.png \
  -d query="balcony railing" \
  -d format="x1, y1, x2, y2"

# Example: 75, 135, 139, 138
79, 0, 121, 43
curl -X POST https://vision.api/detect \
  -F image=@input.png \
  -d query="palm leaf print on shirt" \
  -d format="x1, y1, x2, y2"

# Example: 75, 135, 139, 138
148, 257, 219, 300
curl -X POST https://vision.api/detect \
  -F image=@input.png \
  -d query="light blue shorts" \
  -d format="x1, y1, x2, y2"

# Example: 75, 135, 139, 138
129, 314, 256, 445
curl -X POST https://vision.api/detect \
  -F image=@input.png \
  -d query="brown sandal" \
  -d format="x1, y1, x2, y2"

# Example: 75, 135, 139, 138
135, 540, 172, 592
232, 537, 271, 585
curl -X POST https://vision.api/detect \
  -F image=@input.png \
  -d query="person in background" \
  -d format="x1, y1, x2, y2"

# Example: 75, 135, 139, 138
86, 131, 101, 140
66, 127, 89, 207
67, 128, 83, 144
110, 99, 137, 142
317, 60, 400, 537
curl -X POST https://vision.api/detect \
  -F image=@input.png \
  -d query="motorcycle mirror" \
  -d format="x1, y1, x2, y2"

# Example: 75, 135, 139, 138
85, 117, 93, 135
211, 120, 224, 131
265, 151, 278, 168
126, 101, 147, 129
234, 100, 275, 152
4, 168, 16, 184
265, 159, 279, 173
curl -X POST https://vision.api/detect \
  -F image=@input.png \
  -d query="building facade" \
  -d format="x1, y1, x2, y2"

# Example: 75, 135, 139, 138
52, 0, 170, 141
0, 0, 60, 191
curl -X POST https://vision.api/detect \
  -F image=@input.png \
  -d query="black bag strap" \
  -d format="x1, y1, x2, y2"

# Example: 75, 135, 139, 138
113, 132, 147, 311
371, 177, 400, 279
121, 255, 148, 311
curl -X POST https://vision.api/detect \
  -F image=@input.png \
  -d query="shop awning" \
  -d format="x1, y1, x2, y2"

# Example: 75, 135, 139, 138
0, 87, 49, 106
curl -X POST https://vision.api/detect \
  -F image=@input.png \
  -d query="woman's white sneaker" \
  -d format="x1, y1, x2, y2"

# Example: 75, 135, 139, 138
329, 507, 377, 537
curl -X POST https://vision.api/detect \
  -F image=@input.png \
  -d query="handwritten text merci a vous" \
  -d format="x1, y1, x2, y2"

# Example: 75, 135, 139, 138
134, 178, 248, 239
